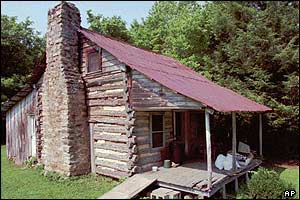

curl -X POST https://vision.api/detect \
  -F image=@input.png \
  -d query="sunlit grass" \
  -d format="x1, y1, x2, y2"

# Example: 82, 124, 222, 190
1, 145, 119, 199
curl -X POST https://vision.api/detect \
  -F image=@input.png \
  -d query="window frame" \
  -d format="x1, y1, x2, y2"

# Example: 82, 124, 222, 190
87, 48, 102, 73
150, 113, 165, 149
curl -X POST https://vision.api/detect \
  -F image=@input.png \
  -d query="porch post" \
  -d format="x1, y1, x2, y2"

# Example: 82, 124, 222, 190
205, 109, 212, 189
259, 113, 263, 157
232, 112, 237, 171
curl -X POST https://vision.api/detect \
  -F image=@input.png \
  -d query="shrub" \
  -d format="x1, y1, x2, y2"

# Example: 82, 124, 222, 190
24, 157, 37, 168
237, 167, 294, 199
43, 171, 67, 182
35, 163, 45, 171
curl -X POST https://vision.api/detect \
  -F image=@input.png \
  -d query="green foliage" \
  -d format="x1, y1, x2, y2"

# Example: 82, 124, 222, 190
24, 156, 37, 168
43, 171, 66, 182
87, 10, 130, 42
280, 168, 300, 199
1, 15, 45, 104
119, 176, 128, 183
237, 167, 294, 199
35, 163, 45, 171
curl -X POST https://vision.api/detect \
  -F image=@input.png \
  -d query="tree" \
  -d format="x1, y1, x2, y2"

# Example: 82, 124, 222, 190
1, 15, 45, 103
87, 10, 130, 42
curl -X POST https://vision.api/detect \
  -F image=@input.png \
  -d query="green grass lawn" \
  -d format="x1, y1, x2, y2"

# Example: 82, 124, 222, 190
1, 145, 119, 199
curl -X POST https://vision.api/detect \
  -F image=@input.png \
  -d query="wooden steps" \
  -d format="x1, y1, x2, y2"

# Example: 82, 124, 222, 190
98, 174, 157, 199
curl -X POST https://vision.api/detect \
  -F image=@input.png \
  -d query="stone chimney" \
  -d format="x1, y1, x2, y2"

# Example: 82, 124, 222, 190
41, 2, 90, 176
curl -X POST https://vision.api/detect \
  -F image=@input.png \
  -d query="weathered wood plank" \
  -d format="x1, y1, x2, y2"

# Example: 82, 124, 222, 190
136, 135, 150, 145
138, 153, 161, 165
98, 174, 157, 199
234, 178, 239, 193
205, 109, 212, 189
95, 166, 130, 179
87, 91, 124, 99
102, 54, 116, 63
259, 114, 263, 157
102, 59, 123, 68
94, 141, 129, 153
95, 150, 136, 162
93, 125, 127, 133
94, 132, 128, 143
131, 70, 202, 109
6, 89, 37, 164
232, 112, 237, 171
222, 185, 227, 199
86, 82, 124, 92
89, 108, 127, 117
85, 72, 124, 86
95, 158, 131, 172
83, 69, 121, 80
87, 98, 125, 106
89, 116, 127, 125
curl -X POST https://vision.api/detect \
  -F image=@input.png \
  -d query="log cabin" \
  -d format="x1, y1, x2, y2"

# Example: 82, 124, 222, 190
2, 2, 272, 197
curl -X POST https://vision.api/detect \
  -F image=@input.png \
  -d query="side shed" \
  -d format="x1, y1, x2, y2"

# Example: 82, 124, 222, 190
3, 64, 44, 164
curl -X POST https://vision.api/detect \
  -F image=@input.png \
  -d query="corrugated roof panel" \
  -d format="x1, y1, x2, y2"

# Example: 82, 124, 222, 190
79, 28, 272, 113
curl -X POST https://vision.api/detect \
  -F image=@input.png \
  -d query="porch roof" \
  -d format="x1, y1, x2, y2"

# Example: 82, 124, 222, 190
79, 28, 272, 113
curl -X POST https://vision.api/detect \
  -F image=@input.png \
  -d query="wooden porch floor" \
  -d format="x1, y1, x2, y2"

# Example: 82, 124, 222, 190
99, 159, 261, 199
142, 159, 262, 197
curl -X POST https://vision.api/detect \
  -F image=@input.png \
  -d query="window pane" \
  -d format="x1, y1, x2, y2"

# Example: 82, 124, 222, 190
88, 52, 100, 72
152, 132, 163, 148
152, 115, 163, 131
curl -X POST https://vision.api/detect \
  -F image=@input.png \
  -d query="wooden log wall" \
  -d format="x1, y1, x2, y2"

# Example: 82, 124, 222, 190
131, 70, 203, 110
80, 37, 137, 179
6, 89, 37, 164
133, 111, 174, 172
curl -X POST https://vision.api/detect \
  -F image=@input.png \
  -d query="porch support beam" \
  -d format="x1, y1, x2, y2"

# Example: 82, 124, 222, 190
259, 113, 263, 157
205, 108, 212, 190
232, 112, 237, 171
234, 178, 239, 193
222, 185, 227, 199
245, 172, 250, 183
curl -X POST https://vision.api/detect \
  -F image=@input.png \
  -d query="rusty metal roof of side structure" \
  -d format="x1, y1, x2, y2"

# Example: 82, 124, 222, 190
1, 62, 46, 115
78, 28, 271, 113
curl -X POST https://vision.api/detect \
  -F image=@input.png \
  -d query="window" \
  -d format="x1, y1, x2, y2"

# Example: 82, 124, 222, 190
88, 50, 101, 72
151, 114, 164, 148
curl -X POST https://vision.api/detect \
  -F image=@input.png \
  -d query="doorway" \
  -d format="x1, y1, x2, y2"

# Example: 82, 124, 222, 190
188, 112, 205, 160
173, 111, 206, 161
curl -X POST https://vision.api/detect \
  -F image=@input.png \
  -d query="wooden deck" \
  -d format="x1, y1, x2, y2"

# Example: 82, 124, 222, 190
99, 159, 262, 199
142, 159, 262, 197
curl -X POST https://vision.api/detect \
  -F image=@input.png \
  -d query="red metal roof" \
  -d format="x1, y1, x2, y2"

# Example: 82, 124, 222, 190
2, 58, 46, 115
79, 28, 272, 113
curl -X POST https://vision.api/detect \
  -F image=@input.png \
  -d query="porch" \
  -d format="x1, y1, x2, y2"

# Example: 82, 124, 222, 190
141, 159, 262, 198
99, 159, 262, 199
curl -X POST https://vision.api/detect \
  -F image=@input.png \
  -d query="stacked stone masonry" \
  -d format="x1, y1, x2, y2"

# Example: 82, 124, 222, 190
41, 2, 90, 176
